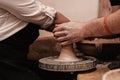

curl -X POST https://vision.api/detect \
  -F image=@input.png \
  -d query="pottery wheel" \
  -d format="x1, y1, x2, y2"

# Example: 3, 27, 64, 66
39, 56, 97, 72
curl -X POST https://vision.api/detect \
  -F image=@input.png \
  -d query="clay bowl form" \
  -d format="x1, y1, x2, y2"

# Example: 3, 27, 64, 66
102, 69, 120, 80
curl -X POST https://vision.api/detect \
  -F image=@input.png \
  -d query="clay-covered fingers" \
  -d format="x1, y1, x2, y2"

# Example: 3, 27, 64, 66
59, 40, 71, 46
54, 30, 68, 37
56, 34, 69, 41
56, 36, 72, 46
53, 25, 65, 32
55, 33, 73, 46
53, 25, 67, 37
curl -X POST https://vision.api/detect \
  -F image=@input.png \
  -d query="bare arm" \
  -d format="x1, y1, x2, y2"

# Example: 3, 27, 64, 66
108, 9, 120, 34
53, 9, 120, 46
82, 9, 120, 37
46, 12, 70, 31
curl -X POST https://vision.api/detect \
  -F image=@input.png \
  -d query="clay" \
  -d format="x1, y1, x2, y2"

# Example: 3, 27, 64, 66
39, 56, 97, 72
55, 45, 80, 62
39, 44, 97, 72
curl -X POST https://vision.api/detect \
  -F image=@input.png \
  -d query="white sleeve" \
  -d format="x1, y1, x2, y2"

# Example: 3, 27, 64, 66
0, 0, 56, 29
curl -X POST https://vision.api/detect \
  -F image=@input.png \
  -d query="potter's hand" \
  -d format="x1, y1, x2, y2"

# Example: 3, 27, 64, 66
53, 10, 120, 46
53, 22, 86, 46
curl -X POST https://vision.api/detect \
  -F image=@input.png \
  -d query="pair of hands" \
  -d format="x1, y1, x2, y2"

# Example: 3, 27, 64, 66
53, 13, 87, 46
53, 22, 87, 46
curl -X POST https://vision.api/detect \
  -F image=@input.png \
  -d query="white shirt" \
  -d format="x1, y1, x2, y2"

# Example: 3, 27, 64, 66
0, 0, 56, 41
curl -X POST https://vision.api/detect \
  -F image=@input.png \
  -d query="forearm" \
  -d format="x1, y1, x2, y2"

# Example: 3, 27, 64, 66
108, 9, 120, 34
46, 12, 70, 31
54, 12, 70, 24
82, 9, 120, 38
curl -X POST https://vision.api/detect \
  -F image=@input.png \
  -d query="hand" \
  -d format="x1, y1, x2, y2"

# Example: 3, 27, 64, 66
53, 22, 86, 46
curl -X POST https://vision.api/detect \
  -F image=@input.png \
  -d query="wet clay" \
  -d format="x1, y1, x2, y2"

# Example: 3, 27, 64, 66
55, 44, 80, 62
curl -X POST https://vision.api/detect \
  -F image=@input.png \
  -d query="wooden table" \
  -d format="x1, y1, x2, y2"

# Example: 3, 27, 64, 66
77, 62, 110, 80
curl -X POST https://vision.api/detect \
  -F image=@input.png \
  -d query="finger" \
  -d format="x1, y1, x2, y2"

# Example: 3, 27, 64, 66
53, 26, 65, 32
54, 31, 67, 37
56, 36, 67, 42
56, 35, 71, 42
72, 38, 80, 43
60, 41, 72, 46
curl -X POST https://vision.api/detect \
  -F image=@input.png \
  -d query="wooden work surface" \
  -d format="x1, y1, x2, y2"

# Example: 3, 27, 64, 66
77, 62, 110, 80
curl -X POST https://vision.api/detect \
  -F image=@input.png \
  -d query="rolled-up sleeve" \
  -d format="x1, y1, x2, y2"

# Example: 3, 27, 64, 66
0, 0, 56, 29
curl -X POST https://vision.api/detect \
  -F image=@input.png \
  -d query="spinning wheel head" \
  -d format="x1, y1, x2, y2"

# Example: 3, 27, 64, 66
39, 56, 97, 72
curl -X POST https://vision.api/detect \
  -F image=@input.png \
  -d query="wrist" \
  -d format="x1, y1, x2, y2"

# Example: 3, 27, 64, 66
81, 18, 104, 38
81, 21, 95, 38
103, 16, 113, 34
